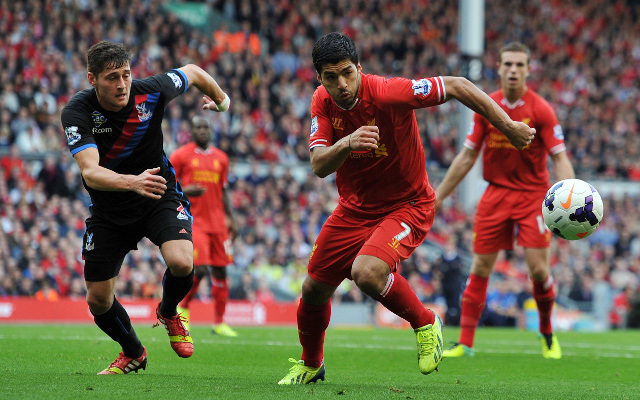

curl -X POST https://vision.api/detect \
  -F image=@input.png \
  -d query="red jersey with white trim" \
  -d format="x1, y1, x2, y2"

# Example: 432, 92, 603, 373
309, 73, 446, 215
170, 143, 229, 234
464, 89, 566, 191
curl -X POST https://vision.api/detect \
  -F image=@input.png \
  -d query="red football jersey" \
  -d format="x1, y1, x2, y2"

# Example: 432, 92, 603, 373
170, 143, 229, 234
309, 73, 446, 215
464, 89, 566, 191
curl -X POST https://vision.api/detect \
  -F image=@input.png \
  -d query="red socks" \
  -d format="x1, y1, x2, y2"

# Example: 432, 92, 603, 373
459, 274, 489, 348
533, 275, 555, 335
212, 277, 229, 324
298, 300, 331, 368
374, 273, 434, 329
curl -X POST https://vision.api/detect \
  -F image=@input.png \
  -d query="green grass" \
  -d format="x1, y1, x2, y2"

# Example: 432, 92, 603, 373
1, 324, 639, 399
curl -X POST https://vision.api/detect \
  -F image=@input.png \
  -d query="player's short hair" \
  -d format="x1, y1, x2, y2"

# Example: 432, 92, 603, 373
498, 42, 531, 64
87, 41, 132, 76
312, 32, 359, 74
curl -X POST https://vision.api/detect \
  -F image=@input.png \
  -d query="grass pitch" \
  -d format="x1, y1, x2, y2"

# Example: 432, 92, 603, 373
1, 324, 638, 399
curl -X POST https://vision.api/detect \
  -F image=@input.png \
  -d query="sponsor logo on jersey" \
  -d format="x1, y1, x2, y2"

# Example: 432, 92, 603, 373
166, 72, 183, 89
92, 127, 112, 134
136, 102, 152, 122
310, 116, 318, 137
411, 79, 432, 97
349, 142, 388, 158
65, 126, 81, 145
91, 111, 106, 127
332, 118, 344, 130
553, 124, 564, 140
85, 232, 94, 251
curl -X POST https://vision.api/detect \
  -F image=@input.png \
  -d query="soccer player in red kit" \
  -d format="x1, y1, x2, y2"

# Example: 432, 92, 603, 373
436, 42, 575, 359
278, 32, 535, 384
170, 116, 238, 337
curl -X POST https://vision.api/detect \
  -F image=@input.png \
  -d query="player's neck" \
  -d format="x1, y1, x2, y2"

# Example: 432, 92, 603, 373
503, 86, 527, 104
195, 143, 210, 152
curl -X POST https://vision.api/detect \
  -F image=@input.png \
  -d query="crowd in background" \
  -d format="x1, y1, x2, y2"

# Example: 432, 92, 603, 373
0, 0, 639, 329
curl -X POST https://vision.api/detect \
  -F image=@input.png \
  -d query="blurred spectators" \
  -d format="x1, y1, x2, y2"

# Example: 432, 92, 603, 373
0, 0, 638, 332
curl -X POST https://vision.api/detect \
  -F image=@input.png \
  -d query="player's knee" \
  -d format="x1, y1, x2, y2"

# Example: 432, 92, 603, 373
300, 278, 333, 304
529, 265, 548, 281
352, 265, 385, 295
471, 257, 494, 277
167, 260, 193, 277
86, 292, 113, 314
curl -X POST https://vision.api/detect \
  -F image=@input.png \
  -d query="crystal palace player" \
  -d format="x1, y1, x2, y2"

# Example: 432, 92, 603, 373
436, 42, 575, 359
278, 32, 535, 384
61, 41, 230, 375
171, 116, 238, 337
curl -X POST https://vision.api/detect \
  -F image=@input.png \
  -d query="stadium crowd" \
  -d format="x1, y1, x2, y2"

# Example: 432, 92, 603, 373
0, 0, 639, 329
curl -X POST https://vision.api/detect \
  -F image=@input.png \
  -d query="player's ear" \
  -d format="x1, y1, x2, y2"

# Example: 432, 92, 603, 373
87, 72, 97, 88
357, 63, 362, 73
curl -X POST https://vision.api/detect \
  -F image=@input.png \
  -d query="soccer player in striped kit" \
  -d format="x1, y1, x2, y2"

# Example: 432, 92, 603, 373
61, 41, 231, 374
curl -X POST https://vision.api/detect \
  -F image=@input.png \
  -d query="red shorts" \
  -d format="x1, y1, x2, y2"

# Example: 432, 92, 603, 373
308, 200, 434, 287
473, 185, 552, 254
193, 230, 232, 267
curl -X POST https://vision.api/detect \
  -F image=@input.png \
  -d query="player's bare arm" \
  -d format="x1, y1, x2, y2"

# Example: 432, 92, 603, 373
550, 151, 576, 181
182, 184, 206, 197
310, 125, 379, 178
443, 76, 534, 150
74, 147, 167, 199
223, 187, 238, 240
434, 147, 479, 212
178, 64, 230, 112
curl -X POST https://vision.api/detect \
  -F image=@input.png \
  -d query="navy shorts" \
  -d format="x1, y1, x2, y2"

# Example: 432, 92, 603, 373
82, 198, 193, 282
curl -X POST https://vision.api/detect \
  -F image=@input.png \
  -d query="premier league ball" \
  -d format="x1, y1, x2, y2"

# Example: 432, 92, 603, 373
541, 179, 604, 240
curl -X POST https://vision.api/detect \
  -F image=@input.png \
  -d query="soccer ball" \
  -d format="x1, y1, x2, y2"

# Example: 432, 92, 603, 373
541, 179, 604, 240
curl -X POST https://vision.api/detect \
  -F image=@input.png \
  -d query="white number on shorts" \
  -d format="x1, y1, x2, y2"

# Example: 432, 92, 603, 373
394, 222, 412, 241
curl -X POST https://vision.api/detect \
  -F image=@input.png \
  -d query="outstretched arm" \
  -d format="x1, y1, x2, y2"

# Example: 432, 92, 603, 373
434, 147, 479, 211
443, 77, 534, 150
178, 64, 230, 112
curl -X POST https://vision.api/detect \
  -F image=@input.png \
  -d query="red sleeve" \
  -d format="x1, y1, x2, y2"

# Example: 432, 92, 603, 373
222, 152, 229, 188
309, 89, 333, 149
169, 148, 185, 180
369, 75, 447, 110
463, 112, 489, 151
536, 101, 566, 155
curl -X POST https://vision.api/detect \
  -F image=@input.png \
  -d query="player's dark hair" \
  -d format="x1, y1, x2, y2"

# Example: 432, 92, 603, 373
312, 32, 359, 74
87, 41, 132, 76
499, 42, 531, 65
